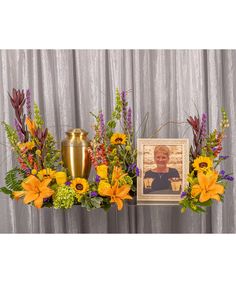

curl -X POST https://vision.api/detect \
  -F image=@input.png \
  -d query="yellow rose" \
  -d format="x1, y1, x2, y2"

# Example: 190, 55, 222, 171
55, 172, 67, 185
31, 169, 37, 175
96, 165, 108, 179
98, 180, 111, 196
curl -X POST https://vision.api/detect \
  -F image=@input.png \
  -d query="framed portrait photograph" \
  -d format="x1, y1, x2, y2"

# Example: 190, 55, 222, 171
137, 139, 189, 205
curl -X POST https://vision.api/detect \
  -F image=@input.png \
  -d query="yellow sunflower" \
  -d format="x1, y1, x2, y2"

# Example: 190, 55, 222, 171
37, 168, 56, 180
192, 156, 213, 172
110, 133, 127, 145
70, 178, 89, 195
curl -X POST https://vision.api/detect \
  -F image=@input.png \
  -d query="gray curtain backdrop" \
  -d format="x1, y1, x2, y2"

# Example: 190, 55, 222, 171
0, 50, 235, 233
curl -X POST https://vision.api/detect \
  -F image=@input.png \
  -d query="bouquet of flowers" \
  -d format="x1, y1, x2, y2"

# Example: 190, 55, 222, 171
1, 88, 232, 213
0, 88, 139, 211
179, 108, 233, 213
86, 88, 139, 211
0, 89, 74, 208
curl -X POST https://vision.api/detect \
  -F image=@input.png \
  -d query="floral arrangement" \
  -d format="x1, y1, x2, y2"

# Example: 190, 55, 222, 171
0, 88, 138, 211
0, 88, 233, 213
0, 89, 70, 208
179, 108, 233, 213
86, 88, 139, 211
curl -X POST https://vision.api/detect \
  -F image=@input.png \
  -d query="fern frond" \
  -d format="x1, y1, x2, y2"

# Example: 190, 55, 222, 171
5, 168, 25, 192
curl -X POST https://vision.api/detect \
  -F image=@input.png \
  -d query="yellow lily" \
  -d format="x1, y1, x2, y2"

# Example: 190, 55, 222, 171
13, 175, 54, 208
191, 172, 224, 202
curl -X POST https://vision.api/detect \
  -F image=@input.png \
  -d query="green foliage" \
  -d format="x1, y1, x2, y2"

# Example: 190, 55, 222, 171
1, 121, 19, 148
34, 103, 44, 128
101, 197, 112, 211
0, 168, 25, 197
80, 194, 103, 211
53, 185, 76, 209
44, 132, 61, 169
106, 88, 123, 139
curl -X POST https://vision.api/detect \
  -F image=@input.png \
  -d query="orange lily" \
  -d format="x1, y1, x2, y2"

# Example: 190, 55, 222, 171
99, 180, 132, 210
191, 172, 224, 202
112, 166, 127, 183
26, 117, 37, 136
13, 175, 54, 208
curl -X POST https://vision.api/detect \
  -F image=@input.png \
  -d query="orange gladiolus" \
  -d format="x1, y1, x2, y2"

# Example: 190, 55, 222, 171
26, 117, 37, 136
191, 172, 224, 202
13, 175, 54, 208
98, 180, 132, 210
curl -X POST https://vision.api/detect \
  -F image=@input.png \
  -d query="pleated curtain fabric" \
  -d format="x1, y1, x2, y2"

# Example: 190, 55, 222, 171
0, 49, 235, 233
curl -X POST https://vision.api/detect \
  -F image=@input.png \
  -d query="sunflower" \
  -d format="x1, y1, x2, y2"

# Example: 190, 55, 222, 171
110, 133, 127, 145
37, 168, 56, 180
70, 178, 89, 195
192, 156, 213, 172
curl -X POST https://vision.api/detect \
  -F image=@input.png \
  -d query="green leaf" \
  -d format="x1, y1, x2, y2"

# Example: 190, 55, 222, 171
90, 198, 101, 208
102, 202, 111, 212
197, 199, 212, 207
5, 168, 25, 192
195, 206, 206, 213
0, 187, 12, 195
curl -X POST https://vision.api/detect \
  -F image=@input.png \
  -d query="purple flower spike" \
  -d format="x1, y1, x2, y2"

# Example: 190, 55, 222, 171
65, 181, 71, 186
219, 155, 229, 160
200, 112, 207, 139
90, 191, 98, 197
220, 170, 225, 176
127, 107, 132, 132
181, 191, 187, 198
128, 163, 136, 171
226, 176, 234, 181
120, 91, 128, 131
95, 175, 101, 183
135, 167, 140, 176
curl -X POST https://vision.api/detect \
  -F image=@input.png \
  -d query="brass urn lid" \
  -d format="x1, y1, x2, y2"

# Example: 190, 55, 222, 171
62, 128, 90, 147
66, 128, 88, 137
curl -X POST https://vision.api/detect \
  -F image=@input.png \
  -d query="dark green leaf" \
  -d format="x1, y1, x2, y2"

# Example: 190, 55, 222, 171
0, 187, 12, 195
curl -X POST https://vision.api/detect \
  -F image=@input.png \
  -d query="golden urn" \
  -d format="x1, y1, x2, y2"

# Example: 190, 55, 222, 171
61, 128, 91, 179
